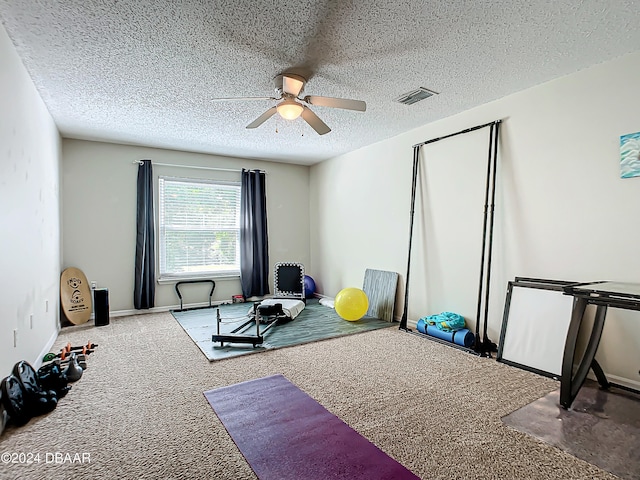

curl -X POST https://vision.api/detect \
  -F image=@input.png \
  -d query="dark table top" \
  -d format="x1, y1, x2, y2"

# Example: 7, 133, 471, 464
564, 282, 640, 308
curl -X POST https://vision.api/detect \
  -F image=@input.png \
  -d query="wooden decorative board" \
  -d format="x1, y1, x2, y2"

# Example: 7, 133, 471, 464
60, 267, 92, 325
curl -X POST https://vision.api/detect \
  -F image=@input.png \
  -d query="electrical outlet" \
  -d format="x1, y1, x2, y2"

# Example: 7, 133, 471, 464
90, 281, 97, 290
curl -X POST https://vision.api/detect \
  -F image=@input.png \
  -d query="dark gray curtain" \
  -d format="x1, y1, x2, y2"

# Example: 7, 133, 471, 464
240, 169, 270, 298
134, 159, 155, 309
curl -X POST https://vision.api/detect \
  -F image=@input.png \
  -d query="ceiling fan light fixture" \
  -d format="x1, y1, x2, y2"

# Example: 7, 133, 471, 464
277, 99, 304, 120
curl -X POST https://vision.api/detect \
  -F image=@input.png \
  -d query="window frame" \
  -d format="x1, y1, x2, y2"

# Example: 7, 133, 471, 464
157, 175, 242, 282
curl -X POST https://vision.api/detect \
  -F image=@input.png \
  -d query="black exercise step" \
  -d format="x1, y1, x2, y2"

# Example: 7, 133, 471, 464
212, 334, 264, 345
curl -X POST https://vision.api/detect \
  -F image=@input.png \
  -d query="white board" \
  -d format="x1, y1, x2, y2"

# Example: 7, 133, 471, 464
498, 281, 574, 377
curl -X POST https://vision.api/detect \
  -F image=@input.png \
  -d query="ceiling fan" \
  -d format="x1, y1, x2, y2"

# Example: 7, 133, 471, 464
212, 73, 366, 135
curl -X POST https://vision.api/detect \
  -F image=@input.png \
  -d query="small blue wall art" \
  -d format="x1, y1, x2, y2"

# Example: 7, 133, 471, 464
620, 131, 640, 179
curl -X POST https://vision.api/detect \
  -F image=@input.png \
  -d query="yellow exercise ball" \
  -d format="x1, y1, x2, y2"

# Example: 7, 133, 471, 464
335, 288, 369, 321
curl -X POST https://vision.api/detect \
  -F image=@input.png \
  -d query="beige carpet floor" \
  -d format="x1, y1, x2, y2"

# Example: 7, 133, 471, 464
0, 312, 616, 480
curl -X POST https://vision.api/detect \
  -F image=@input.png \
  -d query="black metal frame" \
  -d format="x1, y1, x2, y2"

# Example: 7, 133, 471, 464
400, 120, 501, 356
212, 302, 286, 347
174, 279, 216, 311
211, 263, 305, 347
560, 282, 640, 408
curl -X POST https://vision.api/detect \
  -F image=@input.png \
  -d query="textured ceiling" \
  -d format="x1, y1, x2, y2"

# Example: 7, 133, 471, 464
1, 1, 640, 165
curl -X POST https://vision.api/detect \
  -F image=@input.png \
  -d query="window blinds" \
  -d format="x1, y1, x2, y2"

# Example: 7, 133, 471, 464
158, 177, 241, 278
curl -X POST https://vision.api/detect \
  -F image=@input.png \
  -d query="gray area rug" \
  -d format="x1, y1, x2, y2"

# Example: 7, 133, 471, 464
171, 298, 394, 361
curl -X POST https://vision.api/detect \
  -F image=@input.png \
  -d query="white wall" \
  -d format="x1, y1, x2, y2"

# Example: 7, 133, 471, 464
310, 51, 640, 387
0, 24, 61, 376
62, 140, 310, 312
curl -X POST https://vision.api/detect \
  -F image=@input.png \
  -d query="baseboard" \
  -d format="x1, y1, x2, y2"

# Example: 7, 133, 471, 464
35, 328, 60, 370
603, 373, 640, 391
109, 300, 232, 318
103, 296, 405, 326
108, 305, 178, 318
313, 293, 402, 323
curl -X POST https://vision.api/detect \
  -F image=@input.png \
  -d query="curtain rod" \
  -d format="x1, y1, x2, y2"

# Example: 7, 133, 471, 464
132, 160, 266, 174
412, 119, 502, 148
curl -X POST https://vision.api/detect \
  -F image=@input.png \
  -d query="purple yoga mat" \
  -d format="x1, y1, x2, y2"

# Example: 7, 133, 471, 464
204, 374, 419, 480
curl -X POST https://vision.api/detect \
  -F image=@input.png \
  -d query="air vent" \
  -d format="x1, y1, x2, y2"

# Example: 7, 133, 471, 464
395, 87, 438, 105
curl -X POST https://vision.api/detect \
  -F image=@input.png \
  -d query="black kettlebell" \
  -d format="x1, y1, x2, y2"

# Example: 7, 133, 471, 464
62, 353, 83, 383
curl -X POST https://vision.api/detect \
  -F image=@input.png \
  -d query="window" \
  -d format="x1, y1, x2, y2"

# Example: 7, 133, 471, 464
158, 176, 241, 280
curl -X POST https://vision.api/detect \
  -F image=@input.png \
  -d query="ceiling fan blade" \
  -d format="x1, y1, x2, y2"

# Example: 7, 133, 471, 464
246, 107, 278, 129
304, 95, 366, 112
212, 96, 278, 102
282, 75, 305, 96
301, 107, 331, 135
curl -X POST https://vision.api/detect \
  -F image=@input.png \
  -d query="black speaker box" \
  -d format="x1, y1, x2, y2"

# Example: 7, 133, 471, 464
94, 288, 110, 327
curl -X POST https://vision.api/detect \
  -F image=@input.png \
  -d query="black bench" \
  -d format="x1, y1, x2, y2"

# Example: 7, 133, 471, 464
174, 279, 216, 311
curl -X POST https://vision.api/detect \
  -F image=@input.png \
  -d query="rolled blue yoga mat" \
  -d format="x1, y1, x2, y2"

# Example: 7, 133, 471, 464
417, 322, 475, 348
416, 318, 427, 334
453, 328, 475, 348
425, 325, 456, 342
